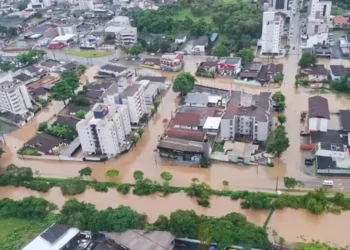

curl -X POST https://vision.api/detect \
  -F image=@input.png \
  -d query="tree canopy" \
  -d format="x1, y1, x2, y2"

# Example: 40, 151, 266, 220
212, 42, 230, 57
0, 61, 15, 72
173, 72, 196, 95
16, 50, 45, 64
129, 45, 143, 56
79, 167, 92, 177
51, 81, 73, 103
298, 53, 317, 68
277, 114, 286, 125
265, 125, 290, 159
236, 48, 255, 64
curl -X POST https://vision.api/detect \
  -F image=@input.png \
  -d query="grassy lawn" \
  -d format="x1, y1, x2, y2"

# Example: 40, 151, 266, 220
0, 218, 49, 249
173, 8, 212, 23
18, 146, 40, 156
65, 50, 113, 58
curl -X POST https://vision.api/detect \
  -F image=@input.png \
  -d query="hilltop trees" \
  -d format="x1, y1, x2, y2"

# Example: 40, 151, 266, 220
173, 72, 196, 95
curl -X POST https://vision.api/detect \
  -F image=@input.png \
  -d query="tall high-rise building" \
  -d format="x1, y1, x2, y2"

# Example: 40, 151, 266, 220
76, 103, 131, 157
308, 0, 332, 19
0, 79, 33, 115
261, 11, 284, 54
78, 0, 93, 10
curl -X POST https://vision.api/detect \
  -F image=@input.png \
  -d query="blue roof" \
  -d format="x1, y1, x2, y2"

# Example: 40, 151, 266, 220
210, 33, 219, 42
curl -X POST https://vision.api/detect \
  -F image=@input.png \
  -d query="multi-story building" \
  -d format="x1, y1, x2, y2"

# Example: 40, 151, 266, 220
160, 52, 184, 72
220, 91, 272, 142
28, 0, 52, 9
57, 25, 75, 36
0, 79, 33, 115
121, 84, 147, 125
261, 11, 283, 55
308, 0, 332, 20
76, 103, 131, 157
104, 17, 137, 45
78, 0, 93, 10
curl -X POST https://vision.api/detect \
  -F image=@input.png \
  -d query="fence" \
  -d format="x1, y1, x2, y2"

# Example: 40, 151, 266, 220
18, 154, 83, 162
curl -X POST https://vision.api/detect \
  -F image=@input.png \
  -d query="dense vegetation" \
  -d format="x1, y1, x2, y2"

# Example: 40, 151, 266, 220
38, 122, 77, 141
3, 165, 350, 215
133, 0, 262, 51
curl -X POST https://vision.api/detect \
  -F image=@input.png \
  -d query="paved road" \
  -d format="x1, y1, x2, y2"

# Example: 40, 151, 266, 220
302, 178, 350, 191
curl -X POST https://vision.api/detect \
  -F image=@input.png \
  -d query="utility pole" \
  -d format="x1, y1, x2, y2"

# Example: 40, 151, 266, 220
275, 176, 279, 191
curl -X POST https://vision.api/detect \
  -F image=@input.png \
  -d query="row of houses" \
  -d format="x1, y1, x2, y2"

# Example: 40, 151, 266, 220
157, 85, 273, 165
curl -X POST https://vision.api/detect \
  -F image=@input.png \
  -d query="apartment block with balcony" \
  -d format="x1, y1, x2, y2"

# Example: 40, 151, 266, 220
76, 103, 131, 158
0, 80, 33, 115
121, 84, 147, 125
261, 11, 284, 55
220, 91, 272, 142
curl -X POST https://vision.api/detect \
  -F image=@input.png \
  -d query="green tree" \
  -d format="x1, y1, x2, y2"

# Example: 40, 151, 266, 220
131, 133, 140, 145
222, 180, 229, 187
137, 127, 145, 137
236, 48, 255, 63
78, 167, 92, 177
298, 52, 317, 68
159, 40, 171, 53
272, 91, 286, 111
0, 61, 15, 72
0, 147, 4, 158
77, 64, 87, 74
212, 42, 230, 57
172, 72, 196, 95
160, 171, 173, 182
17, 0, 29, 11
283, 177, 302, 189
210, 220, 235, 249
105, 169, 120, 180
129, 45, 143, 57
133, 170, 144, 181
275, 73, 284, 82
60, 71, 80, 92
51, 81, 73, 104
75, 110, 87, 119
265, 125, 290, 159
169, 210, 199, 239
285, 44, 291, 55
277, 114, 286, 125
38, 122, 48, 132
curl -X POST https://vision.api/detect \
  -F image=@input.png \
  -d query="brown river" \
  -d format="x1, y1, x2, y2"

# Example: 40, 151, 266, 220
1, 55, 350, 246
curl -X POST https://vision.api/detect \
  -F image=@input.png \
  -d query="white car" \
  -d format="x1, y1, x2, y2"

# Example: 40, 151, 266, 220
322, 180, 334, 186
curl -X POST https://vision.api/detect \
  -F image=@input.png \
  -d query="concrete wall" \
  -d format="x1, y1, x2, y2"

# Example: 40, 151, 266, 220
257, 121, 269, 141
18, 154, 83, 161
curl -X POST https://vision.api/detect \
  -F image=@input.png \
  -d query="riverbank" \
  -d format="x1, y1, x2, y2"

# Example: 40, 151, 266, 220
0, 186, 349, 248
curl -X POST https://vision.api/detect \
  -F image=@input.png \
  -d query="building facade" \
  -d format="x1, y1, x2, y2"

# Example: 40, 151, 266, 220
308, 0, 332, 20
76, 104, 131, 157
57, 26, 75, 36
78, 0, 94, 10
0, 80, 33, 115
122, 84, 147, 125
261, 11, 283, 55
220, 92, 272, 142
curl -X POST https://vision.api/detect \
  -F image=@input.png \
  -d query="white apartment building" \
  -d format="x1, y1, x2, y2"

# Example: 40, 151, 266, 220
0, 80, 33, 115
78, 0, 94, 10
261, 11, 283, 55
28, 0, 52, 8
122, 84, 147, 125
308, 0, 332, 20
220, 91, 272, 142
105, 18, 137, 45
76, 103, 131, 157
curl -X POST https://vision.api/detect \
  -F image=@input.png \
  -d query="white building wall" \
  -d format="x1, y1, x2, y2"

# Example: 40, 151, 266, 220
0, 83, 32, 115
78, 0, 93, 10
309, 0, 332, 19
309, 117, 328, 132
122, 85, 147, 124
58, 26, 75, 36
256, 121, 269, 141
261, 11, 283, 54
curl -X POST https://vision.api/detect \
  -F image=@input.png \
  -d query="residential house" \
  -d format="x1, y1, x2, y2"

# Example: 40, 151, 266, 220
60, 62, 78, 72
185, 92, 210, 107
240, 62, 263, 80
313, 44, 332, 57
24, 66, 46, 78
333, 16, 350, 28
308, 96, 330, 132
175, 34, 187, 44
196, 61, 217, 78
136, 76, 169, 90
160, 52, 184, 72
140, 58, 161, 70
30, 87, 49, 100
25, 133, 66, 155
217, 57, 242, 76
257, 63, 284, 84
301, 65, 328, 82
339, 110, 350, 139
13, 73, 33, 85
220, 91, 272, 141
191, 36, 208, 53
329, 65, 349, 81
99, 64, 128, 77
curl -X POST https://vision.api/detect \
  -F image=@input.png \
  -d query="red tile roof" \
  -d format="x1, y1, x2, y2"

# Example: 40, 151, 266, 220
171, 112, 200, 127
166, 129, 205, 142
334, 16, 349, 25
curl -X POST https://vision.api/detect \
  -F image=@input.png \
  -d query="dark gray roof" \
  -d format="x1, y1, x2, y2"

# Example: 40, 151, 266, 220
30, 23, 53, 34
310, 130, 344, 144
25, 65, 40, 74
136, 75, 166, 83
66, 103, 92, 113
330, 65, 346, 76
122, 84, 141, 97
157, 137, 203, 153
304, 65, 328, 76
308, 96, 330, 119
240, 62, 262, 79
55, 115, 80, 128
320, 142, 345, 152
31, 87, 49, 96
13, 73, 32, 82
100, 64, 127, 73
194, 36, 208, 46
25, 133, 64, 154
316, 155, 336, 169
85, 89, 104, 99
185, 92, 209, 105
340, 110, 350, 131
40, 224, 68, 244
61, 62, 78, 71
41, 59, 61, 69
